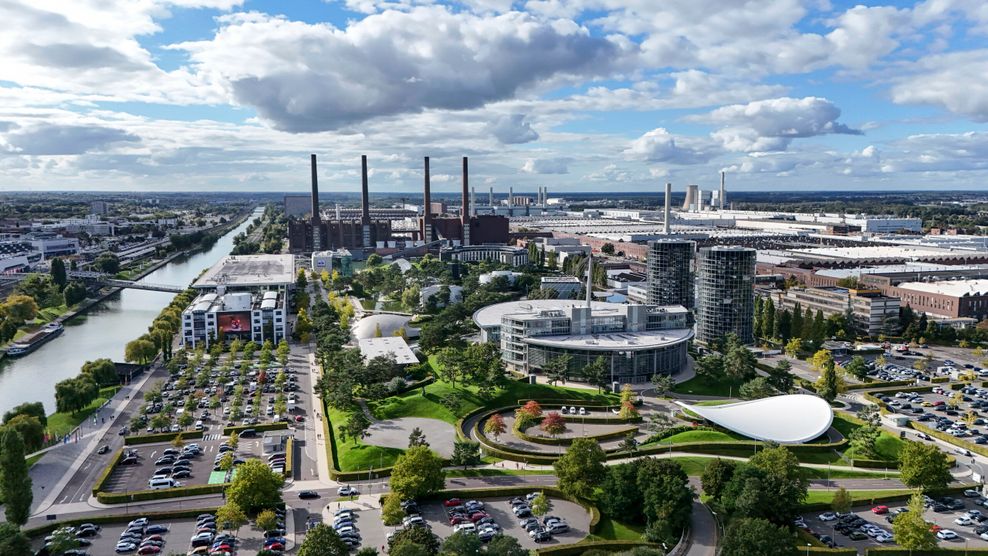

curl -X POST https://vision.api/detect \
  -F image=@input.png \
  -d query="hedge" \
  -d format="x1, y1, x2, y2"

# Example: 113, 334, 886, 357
25, 506, 220, 538
845, 379, 914, 391
91, 448, 124, 496
96, 483, 226, 504
851, 458, 899, 469
910, 420, 988, 458
284, 437, 294, 478
222, 422, 288, 436
390, 376, 435, 397
931, 376, 950, 383
123, 430, 204, 445
516, 425, 638, 446
535, 541, 663, 555
800, 485, 971, 512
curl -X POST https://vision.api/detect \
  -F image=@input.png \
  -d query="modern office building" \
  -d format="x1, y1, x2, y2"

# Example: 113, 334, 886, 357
696, 246, 756, 345
539, 276, 582, 299
439, 245, 528, 266
766, 286, 900, 337
311, 249, 353, 277
646, 239, 695, 309
890, 279, 988, 321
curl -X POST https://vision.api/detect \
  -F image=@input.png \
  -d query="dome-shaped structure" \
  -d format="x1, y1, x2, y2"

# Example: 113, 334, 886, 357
353, 314, 420, 340
675, 394, 833, 444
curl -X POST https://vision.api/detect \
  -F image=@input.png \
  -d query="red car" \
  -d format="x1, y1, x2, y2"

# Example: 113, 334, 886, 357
469, 512, 490, 523
443, 498, 463, 507
137, 546, 161, 555
871, 505, 889, 514
295, 415, 304, 422
266, 542, 285, 551
449, 516, 468, 525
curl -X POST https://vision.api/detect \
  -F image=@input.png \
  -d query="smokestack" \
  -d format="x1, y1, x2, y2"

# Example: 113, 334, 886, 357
543, 187, 549, 205
310, 154, 322, 250
719, 171, 726, 211
508, 187, 514, 208
489, 186, 493, 208
423, 156, 432, 243
461, 156, 470, 246
471, 187, 476, 217
663, 182, 671, 235
335, 203, 341, 220
361, 155, 371, 247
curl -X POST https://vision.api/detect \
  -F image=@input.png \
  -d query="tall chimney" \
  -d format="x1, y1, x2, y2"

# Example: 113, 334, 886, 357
543, 187, 549, 205
585, 252, 593, 308
471, 187, 477, 217
361, 155, 371, 247
461, 156, 470, 246
422, 157, 432, 243
663, 182, 672, 235
489, 186, 494, 208
719, 171, 726, 210
508, 187, 514, 208
310, 154, 322, 250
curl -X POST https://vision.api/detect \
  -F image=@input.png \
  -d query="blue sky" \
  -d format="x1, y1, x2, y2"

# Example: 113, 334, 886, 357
0, 0, 987, 192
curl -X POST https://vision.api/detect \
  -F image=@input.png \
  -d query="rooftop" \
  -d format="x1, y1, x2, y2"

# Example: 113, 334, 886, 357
473, 300, 614, 328
194, 254, 295, 289
895, 279, 988, 298
676, 394, 833, 444
358, 337, 419, 365
523, 328, 693, 351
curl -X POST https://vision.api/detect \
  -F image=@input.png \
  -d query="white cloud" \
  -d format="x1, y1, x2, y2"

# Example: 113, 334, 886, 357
522, 157, 569, 174
624, 128, 719, 164
486, 114, 539, 144
698, 97, 861, 152
890, 50, 988, 122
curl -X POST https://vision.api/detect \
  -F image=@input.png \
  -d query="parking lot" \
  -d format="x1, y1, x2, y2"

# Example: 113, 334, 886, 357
33, 512, 287, 556
101, 433, 269, 494
802, 491, 988, 551
876, 385, 988, 448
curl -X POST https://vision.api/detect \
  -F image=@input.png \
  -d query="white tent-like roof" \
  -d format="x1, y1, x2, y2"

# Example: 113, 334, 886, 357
675, 394, 833, 444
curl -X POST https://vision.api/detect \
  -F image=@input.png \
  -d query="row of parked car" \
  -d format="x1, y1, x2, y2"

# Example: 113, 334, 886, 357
330, 508, 362, 549
445, 498, 503, 541
813, 512, 893, 544
113, 518, 171, 554
147, 443, 203, 489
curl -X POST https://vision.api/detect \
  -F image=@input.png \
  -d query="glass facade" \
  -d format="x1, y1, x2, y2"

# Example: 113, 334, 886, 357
528, 343, 688, 383
696, 246, 756, 345
646, 240, 695, 309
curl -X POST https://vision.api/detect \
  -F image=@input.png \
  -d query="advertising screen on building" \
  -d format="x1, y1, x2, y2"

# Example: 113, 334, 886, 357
218, 312, 250, 333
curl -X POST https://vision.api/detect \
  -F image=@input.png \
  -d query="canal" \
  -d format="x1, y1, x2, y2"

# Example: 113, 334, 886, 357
0, 213, 256, 414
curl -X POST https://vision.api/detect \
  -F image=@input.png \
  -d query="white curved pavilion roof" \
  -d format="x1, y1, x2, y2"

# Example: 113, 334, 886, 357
675, 394, 833, 444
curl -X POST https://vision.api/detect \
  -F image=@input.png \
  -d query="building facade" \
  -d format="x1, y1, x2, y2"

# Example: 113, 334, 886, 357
311, 249, 353, 277
767, 287, 900, 337
181, 291, 287, 348
473, 299, 693, 383
696, 246, 756, 345
646, 239, 695, 309
539, 276, 581, 299
439, 245, 529, 266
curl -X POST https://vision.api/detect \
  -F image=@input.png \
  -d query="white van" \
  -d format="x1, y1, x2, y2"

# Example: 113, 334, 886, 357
148, 477, 178, 490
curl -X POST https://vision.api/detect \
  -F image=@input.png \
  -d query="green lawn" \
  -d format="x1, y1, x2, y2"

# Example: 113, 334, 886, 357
587, 516, 644, 541
325, 404, 403, 472
672, 375, 744, 397
26, 452, 45, 467
359, 298, 376, 310
658, 430, 745, 444
46, 386, 121, 438
694, 400, 736, 406
370, 377, 619, 425
804, 489, 912, 506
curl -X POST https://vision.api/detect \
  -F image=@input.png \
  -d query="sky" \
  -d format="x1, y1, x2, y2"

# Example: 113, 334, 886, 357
1, 0, 988, 194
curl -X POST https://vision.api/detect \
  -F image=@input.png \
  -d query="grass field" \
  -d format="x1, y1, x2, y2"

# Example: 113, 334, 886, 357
804, 489, 912, 506
46, 385, 121, 438
588, 516, 645, 541
672, 375, 744, 397
26, 452, 45, 467
831, 413, 904, 463
325, 404, 403, 472
370, 377, 619, 425
658, 430, 746, 444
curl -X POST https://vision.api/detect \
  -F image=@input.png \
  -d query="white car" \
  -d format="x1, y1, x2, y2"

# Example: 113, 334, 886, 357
454, 522, 476, 534
338, 486, 359, 496
954, 516, 973, 526
875, 534, 893, 543
818, 512, 837, 521
937, 529, 959, 540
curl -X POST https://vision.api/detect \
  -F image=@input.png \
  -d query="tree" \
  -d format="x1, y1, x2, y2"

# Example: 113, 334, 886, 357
848, 423, 881, 460
450, 440, 481, 469
440, 530, 483, 556
738, 376, 774, 400
721, 518, 794, 556
344, 411, 371, 445
216, 501, 248, 537
0, 522, 31, 555
226, 459, 284, 513
583, 355, 609, 392
407, 427, 429, 448
2, 295, 37, 323
5, 414, 44, 453
484, 413, 506, 442
389, 526, 441, 555
42, 527, 79, 555
256, 509, 280, 532
650, 373, 674, 397
382, 494, 405, 526
844, 355, 869, 380
695, 354, 725, 379
893, 492, 938, 550
218, 451, 235, 471
486, 534, 527, 556
54, 376, 98, 414
832, 487, 852, 514
530, 492, 551, 517
50, 257, 67, 291
601, 242, 615, 255
125, 337, 158, 364
760, 298, 775, 340
723, 336, 757, 380
814, 355, 843, 402
93, 252, 120, 274
784, 337, 802, 358
80, 358, 118, 386
540, 411, 567, 438
619, 432, 638, 454
543, 354, 571, 385
553, 437, 606, 499
900, 441, 952, 492
766, 359, 793, 393
3, 401, 46, 427
0, 429, 32, 525
745, 446, 808, 524
298, 524, 350, 556
390, 445, 446, 500
599, 462, 643, 519
700, 458, 737, 500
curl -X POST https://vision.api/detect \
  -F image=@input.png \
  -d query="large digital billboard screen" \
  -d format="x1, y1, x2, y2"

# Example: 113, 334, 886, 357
217, 312, 250, 333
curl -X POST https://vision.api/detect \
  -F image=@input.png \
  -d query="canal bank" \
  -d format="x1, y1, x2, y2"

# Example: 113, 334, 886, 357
0, 211, 259, 415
